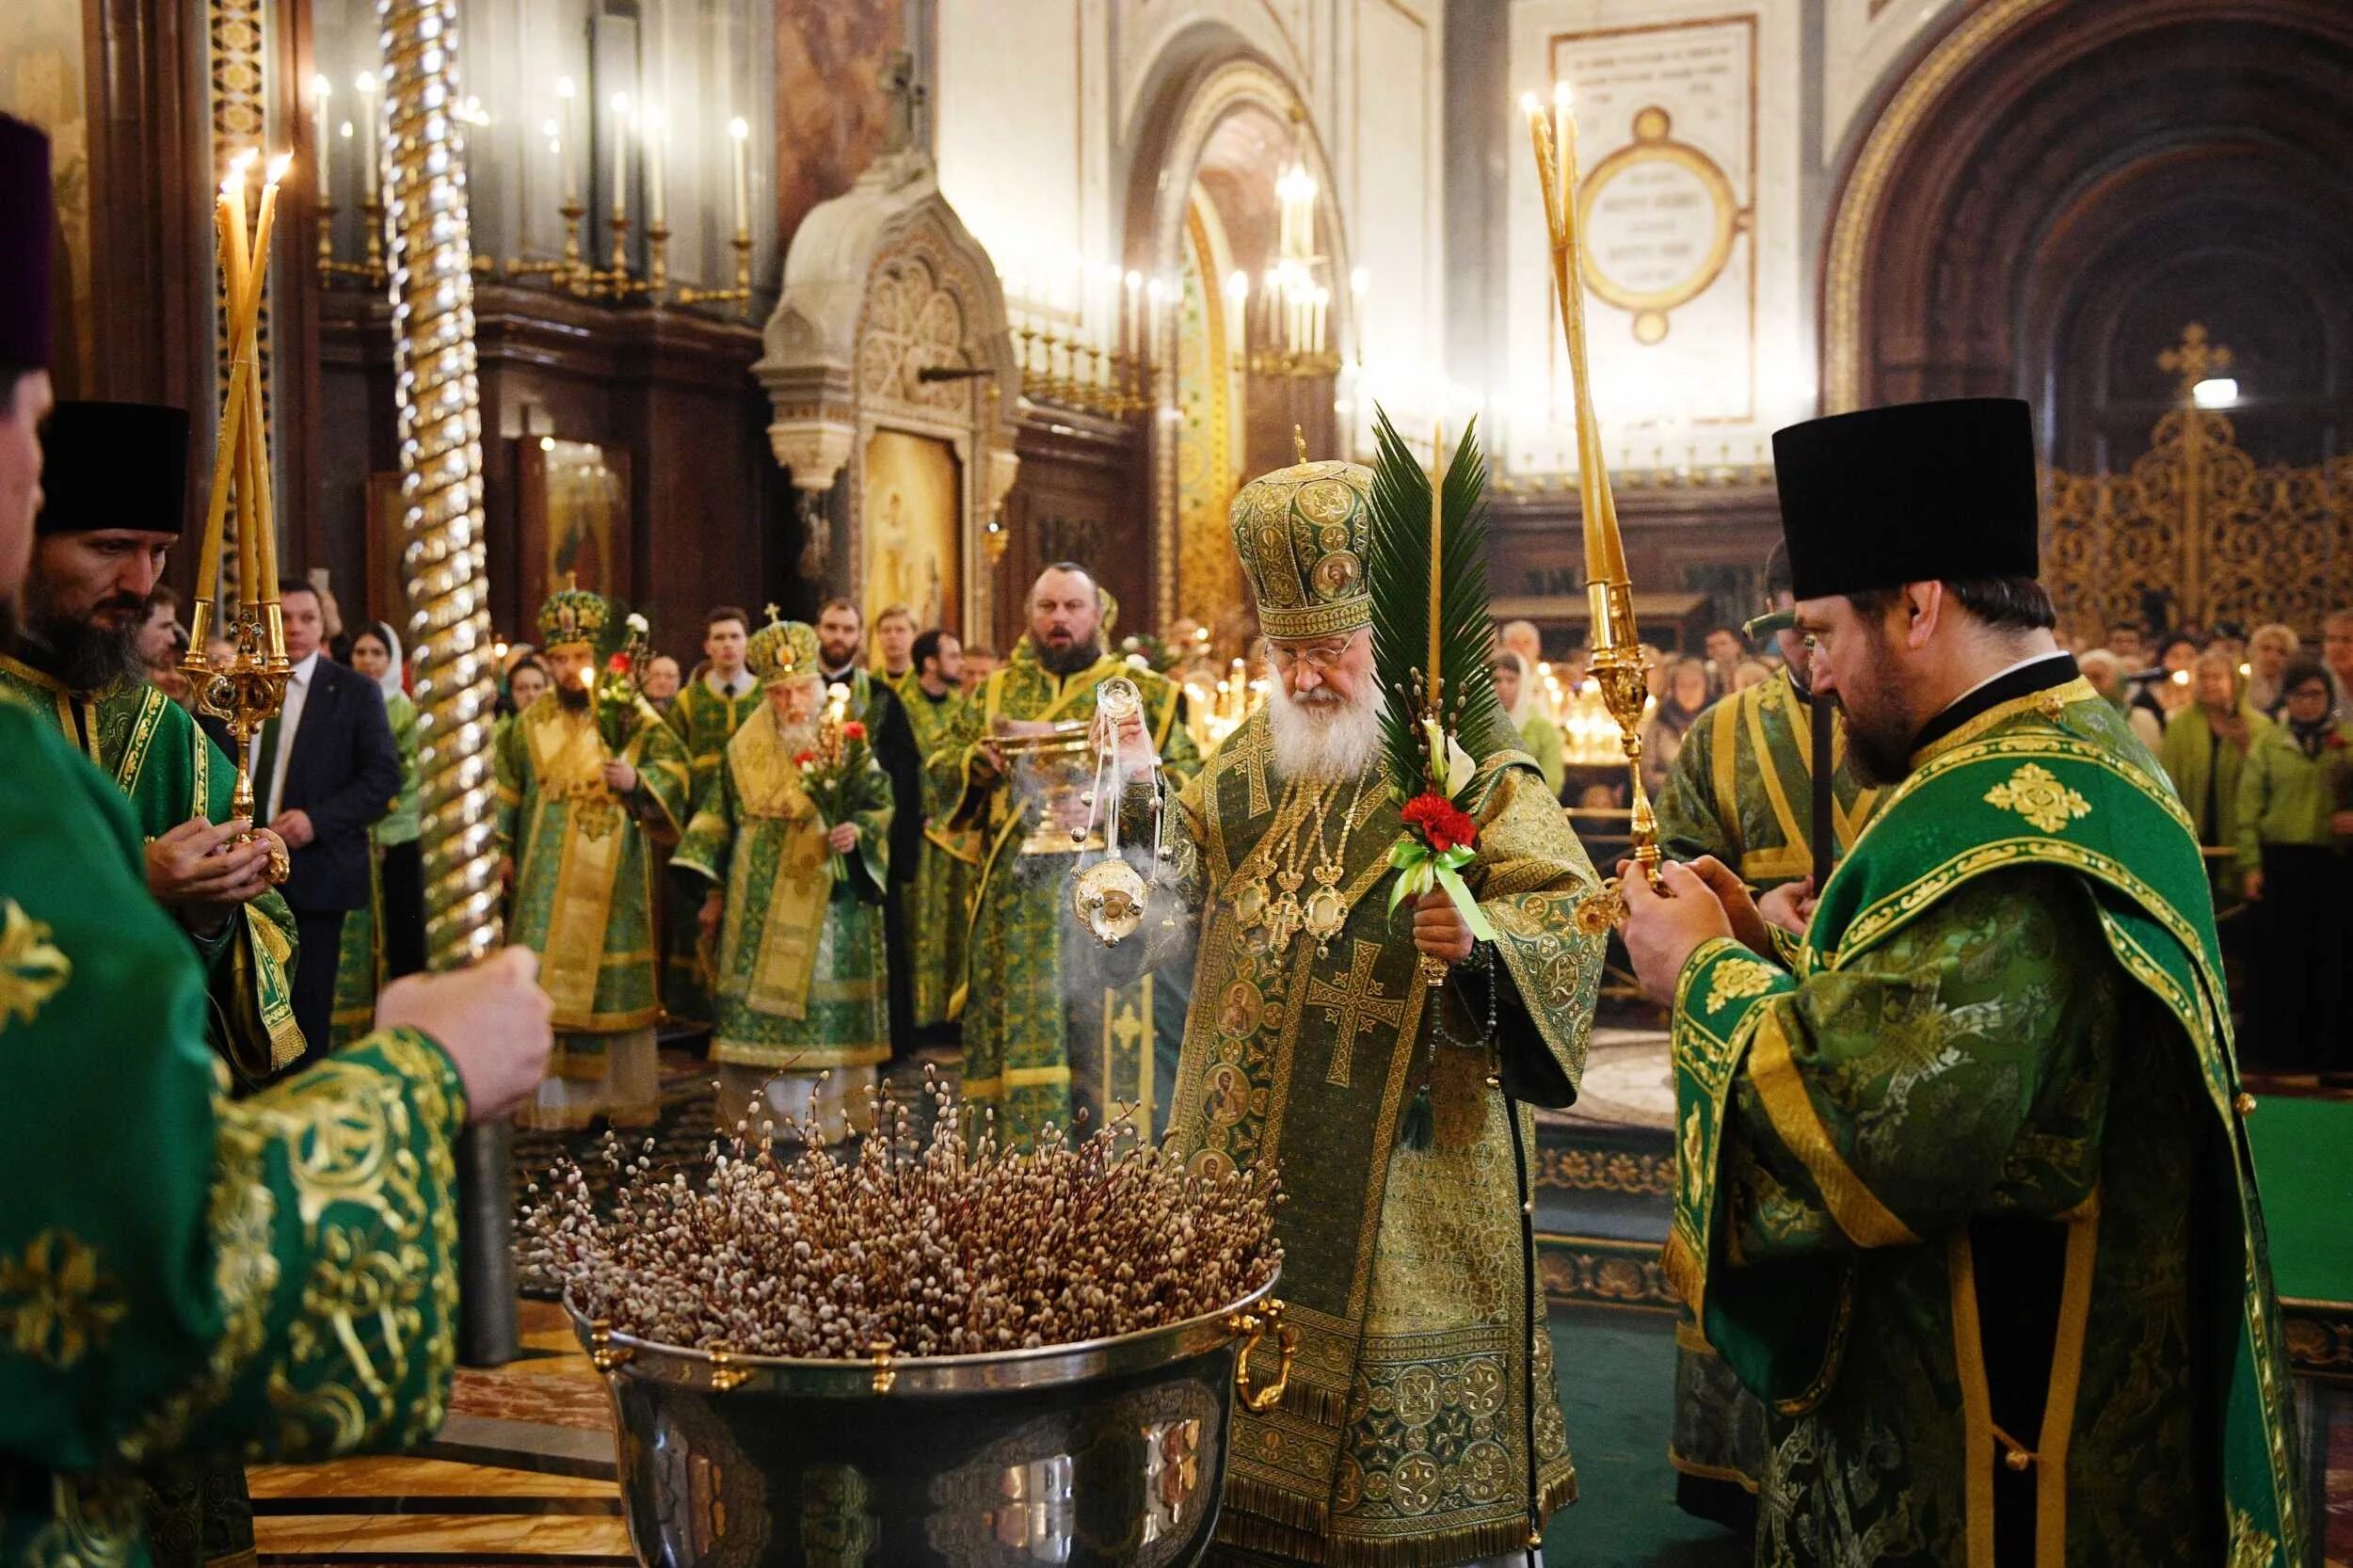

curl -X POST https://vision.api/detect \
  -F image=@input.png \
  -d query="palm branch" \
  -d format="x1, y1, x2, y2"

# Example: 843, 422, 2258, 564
1367, 408, 1515, 803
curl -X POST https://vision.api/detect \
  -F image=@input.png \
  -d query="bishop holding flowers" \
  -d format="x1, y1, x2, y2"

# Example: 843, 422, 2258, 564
673, 616, 893, 1144
1102, 422, 1607, 1567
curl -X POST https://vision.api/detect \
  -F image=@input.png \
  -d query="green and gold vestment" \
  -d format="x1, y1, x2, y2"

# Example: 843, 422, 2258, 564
1656, 666, 1881, 890
661, 674, 761, 1021
0, 655, 302, 1086
1668, 676, 2303, 1567
496, 691, 690, 1128
0, 695, 467, 1568
1143, 711, 1604, 1565
901, 679, 980, 1032
672, 706, 894, 1073
938, 639, 1201, 1140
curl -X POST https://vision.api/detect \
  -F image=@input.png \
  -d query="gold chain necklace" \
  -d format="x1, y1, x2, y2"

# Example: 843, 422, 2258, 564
1234, 771, 1377, 955
1299, 772, 1378, 956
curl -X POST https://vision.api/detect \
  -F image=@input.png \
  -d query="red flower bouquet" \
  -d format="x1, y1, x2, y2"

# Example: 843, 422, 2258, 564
799, 685, 872, 882
593, 618, 651, 754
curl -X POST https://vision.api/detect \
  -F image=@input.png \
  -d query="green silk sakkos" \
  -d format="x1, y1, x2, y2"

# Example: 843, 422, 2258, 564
0, 656, 302, 1085
495, 691, 690, 1119
1667, 678, 2304, 1567
0, 694, 467, 1568
936, 639, 1201, 1140
1144, 711, 1604, 1565
1656, 666, 1881, 890
672, 706, 894, 1073
901, 680, 981, 1032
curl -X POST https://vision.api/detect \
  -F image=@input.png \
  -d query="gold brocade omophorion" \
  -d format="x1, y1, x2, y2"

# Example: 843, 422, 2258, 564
495, 692, 690, 1128
1141, 710, 1605, 1565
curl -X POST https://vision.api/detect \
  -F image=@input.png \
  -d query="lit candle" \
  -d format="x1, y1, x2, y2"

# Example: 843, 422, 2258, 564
641, 105, 664, 227
728, 116, 750, 234
353, 72, 378, 203
556, 76, 579, 206
249, 153, 290, 610
197, 171, 248, 610
609, 92, 630, 223
312, 76, 331, 208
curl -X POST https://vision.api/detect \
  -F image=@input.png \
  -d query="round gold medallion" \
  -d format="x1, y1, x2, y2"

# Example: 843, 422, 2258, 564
1235, 878, 1270, 927
1303, 886, 1346, 943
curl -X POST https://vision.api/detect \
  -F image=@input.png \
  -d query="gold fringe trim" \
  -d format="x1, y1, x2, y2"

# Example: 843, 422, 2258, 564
1215, 1462, 1577, 1566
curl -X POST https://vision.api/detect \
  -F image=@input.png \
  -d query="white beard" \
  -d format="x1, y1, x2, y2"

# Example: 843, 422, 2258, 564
1266, 680, 1385, 782
773, 713, 819, 755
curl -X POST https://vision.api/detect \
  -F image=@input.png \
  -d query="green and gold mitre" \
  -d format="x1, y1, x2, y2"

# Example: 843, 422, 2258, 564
537, 586, 612, 651
1229, 457, 1374, 639
746, 611, 820, 687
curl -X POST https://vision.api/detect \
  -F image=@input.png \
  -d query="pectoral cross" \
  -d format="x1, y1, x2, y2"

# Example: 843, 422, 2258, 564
1305, 939, 1407, 1088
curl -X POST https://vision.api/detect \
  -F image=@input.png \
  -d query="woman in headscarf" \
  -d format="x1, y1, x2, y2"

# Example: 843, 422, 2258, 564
328, 621, 424, 1045
1638, 654, 1711, 801
1491, 648, 1565, 798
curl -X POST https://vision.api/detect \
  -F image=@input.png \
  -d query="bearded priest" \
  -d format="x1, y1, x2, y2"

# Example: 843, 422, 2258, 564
673, 616, 894, 1143
1105, 441, 1606, 1567
1621, 398, 2303, 1565
936, 561, 1202, 1142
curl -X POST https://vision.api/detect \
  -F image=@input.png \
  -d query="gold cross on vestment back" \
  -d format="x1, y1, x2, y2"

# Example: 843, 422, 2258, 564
1305, 939, 1408, 1088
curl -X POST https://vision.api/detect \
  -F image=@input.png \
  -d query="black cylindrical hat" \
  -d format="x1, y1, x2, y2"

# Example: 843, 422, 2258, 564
36, 402, 193, 535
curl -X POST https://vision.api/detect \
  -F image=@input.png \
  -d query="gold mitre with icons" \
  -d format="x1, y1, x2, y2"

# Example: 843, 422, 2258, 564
536, 585, 612, 650
1227, 454, 1375, 640
746, 610, 821, 687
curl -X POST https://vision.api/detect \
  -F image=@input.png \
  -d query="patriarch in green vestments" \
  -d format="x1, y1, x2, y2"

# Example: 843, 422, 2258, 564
0, 397, 303, 1090
1105, 441, 1606, 1566
0, 111, 559, 1568
1623, 396, 2303, 1567
934, 562, 1202, 1141
673, 616, 893, 1142
496, 587, 691, 1130
660, 605, 761, 1023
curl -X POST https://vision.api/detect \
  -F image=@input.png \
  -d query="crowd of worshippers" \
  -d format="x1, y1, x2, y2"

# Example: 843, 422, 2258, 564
84, 517, 2353, 1099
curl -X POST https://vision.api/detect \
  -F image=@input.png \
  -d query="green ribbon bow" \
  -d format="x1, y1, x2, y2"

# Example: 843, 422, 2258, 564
1385, 837, 1497, 941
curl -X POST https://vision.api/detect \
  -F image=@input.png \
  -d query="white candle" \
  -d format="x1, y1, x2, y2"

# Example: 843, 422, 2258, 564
609, 92, 630, 222
353, 72, 379, 203
312, 75, 331, 208
728, 116, 750, 234
556, 76, 579, 206
642, 106, 664, 227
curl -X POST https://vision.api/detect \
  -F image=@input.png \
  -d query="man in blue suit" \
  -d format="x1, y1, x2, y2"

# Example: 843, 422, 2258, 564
253, 578, 400, 1062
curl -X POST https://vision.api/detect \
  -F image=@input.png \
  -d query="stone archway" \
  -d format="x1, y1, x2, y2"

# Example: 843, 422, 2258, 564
755, 140, 1022, 640
1819, 0, 2353, 466
1120, 49, 1357, 632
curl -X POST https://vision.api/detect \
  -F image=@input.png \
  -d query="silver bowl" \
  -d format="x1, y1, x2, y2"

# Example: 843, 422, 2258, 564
567, 1272, 1290, 1568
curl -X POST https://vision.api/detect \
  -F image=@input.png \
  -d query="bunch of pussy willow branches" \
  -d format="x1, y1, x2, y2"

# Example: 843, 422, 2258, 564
523, 1073, 1279, 1358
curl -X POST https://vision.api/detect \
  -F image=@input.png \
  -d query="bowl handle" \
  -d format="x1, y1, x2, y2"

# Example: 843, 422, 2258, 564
1227, 1299, 1297, 1414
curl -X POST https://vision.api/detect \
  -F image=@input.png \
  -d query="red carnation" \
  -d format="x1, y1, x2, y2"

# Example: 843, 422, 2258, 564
841, 720, 868, 742
607, 652, 632, 675
1401, 792, 1477, 853
794, 749, 818, 767
2329, 732, 2347, 751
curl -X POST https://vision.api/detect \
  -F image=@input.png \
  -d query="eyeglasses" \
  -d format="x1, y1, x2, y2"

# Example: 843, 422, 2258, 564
1267, 632, 1364, 672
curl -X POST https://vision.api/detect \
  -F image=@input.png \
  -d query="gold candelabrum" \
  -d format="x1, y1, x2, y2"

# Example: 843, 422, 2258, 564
317, 184, 756, 317
1524, 84, 1661, 931
1013, 315, 1159, 419
184, 149, 295, 856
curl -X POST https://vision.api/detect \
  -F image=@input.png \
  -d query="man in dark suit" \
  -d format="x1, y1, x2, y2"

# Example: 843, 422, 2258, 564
253, 579, 400, 1063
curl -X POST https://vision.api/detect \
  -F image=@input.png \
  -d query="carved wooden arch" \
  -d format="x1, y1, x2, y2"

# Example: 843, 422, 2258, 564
1820, 0, 2353, 417
1121, 42, 1357, 629
754, 149, 1022, 636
